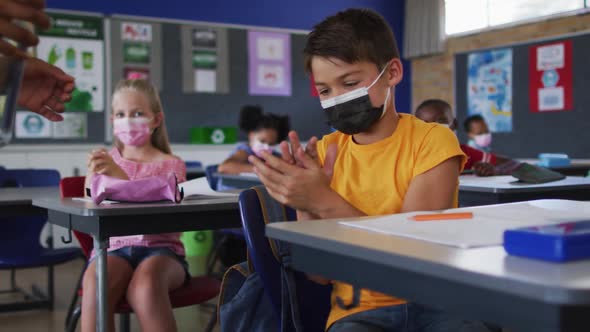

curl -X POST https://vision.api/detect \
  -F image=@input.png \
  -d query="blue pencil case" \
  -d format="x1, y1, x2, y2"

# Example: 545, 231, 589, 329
504, 220, 590, 262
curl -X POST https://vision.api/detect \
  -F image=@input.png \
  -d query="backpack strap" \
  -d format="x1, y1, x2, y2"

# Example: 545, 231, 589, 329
252, 185, 289, 260
252, 185, 303, 332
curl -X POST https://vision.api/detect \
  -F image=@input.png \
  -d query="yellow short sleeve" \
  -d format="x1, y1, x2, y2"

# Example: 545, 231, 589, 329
412, 125, 467, 178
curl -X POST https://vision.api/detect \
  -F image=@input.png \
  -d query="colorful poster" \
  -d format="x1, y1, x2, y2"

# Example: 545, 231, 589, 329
467, 48, 512, 132
122, 22, 152, 42
192, 28, 216, 48
37, 13, 104, 112
15, 111, 52, 138
529, 41, 573, 113
124, 67, 150, 80
248, 31, 291, 96
123, 42, 151, 64
52, 112, 87, 138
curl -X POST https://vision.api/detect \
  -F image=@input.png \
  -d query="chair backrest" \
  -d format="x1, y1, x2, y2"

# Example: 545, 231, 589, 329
0, 169, 60, 187
205, 164, 219, 191
0, 169, 60, 255
59, 176, 93, 258
185, 160, 203, 169
238, 186, 331, 331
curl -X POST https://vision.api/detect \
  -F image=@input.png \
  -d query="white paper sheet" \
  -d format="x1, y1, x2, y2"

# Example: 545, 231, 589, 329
339, 200, 590, 248
178, 177, 239, 198
71, 197, 119, 205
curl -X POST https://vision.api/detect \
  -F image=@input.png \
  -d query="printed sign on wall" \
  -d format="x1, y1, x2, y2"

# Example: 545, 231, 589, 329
37, 12, 105, 112
529, 40, 573, 113
248, 31, 291, 96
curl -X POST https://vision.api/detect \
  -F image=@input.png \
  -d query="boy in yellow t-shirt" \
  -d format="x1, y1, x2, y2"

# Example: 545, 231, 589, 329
248, 8, 491, 332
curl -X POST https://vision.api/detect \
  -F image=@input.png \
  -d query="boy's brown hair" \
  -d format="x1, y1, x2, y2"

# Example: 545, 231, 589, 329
303, 8, 400, 73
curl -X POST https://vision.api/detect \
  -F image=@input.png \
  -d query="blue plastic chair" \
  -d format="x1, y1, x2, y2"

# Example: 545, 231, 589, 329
238, 187, 332, 331
185, 160, 203, 169
0, 169, 83, 312
205, 164, 219, 190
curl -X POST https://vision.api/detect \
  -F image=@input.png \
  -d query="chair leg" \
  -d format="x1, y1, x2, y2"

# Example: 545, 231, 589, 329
48, 264, 55, 310
206, 234, 228, 277
64, 268, 85, 328
10, 269, 16, 291
203, 306, 217, 332
120, 313, 131, 332
66, 305, 82, 332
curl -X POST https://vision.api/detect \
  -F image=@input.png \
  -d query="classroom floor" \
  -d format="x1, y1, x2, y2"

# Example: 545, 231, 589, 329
0, 256, 219, 332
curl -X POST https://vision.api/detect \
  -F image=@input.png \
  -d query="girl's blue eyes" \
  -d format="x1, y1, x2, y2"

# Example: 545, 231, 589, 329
115, 111, 144, 118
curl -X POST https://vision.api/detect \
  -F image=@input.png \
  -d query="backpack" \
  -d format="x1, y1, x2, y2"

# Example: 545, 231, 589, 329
218, 186, 331, 332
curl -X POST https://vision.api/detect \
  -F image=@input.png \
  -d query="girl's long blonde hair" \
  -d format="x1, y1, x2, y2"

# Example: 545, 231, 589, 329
112, 79, 172, 154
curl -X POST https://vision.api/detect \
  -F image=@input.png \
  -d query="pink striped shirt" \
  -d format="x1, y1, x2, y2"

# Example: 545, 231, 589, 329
104, 148, 187, 256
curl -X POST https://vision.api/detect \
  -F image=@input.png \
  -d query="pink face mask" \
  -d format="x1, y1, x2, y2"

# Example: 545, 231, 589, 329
113, 117, 152, 146
251, 139, 274, 158
473, 133, 492, 147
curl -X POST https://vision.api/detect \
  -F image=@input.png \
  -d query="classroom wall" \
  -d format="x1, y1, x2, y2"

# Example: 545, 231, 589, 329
411, 12, 590, 112
47, 0, 412, 114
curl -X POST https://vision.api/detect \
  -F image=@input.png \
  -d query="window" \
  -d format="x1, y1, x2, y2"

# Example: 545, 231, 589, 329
445, 0, 587, 35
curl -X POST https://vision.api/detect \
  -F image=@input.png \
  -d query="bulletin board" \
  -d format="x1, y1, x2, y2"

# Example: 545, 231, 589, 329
454, 31, 590, 158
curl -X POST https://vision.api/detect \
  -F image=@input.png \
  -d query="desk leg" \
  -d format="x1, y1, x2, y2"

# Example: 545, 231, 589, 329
94, 237, 109, 332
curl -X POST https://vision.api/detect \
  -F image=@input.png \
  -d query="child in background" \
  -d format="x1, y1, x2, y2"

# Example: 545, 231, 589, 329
465, 114, 492, 152
83, 80, 188, 332
415, 99, 521, 176
218, 105, 290, 174
248, 8, 490, 332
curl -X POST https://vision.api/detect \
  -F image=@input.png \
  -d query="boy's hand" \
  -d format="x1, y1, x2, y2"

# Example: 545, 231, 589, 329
87, 149, 128, 180
279, 131, 320, 167
249, 143, 337, 214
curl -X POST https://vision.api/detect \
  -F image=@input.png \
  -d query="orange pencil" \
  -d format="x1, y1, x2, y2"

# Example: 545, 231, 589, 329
409, 212, 473, 222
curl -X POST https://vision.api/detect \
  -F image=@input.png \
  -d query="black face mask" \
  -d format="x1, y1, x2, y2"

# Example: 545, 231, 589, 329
320, 65, 390, 135
323, 94, 388, 135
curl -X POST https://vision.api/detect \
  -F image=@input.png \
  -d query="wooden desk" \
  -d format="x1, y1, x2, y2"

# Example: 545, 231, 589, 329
267, 200, 590, 332
33, 196, 240, 332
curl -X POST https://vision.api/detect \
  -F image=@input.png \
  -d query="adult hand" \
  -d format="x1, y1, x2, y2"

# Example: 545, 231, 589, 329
17, 57, 75, 121
87, 149, 128, 180
0, 0, 50, 58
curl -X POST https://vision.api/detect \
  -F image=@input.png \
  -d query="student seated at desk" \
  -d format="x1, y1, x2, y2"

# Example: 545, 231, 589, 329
464, 114, 493, 152
415, 99, 521, 176
83, 79, 189, 332
218, 105, 290, 174
248, 9, 491, 332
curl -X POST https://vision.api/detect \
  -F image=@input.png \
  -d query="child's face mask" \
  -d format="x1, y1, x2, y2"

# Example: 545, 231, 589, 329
113, 117, 153, 146
251, 138, 274, 157
473, 133, 492, 147
320, 64, 390, 135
